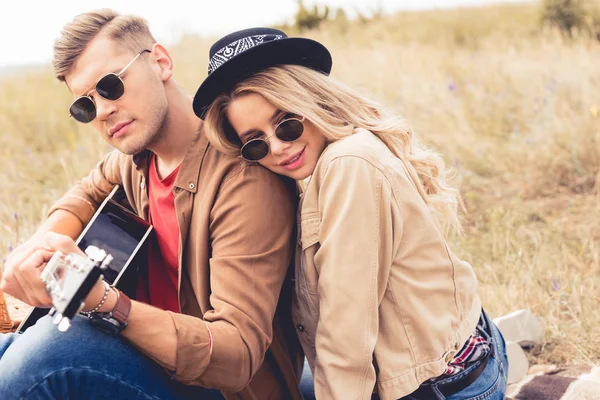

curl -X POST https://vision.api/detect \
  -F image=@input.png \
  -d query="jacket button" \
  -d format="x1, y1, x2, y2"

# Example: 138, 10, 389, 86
189, 183, 195, 189
140, 182, 145, 189
296, 324, 305, 332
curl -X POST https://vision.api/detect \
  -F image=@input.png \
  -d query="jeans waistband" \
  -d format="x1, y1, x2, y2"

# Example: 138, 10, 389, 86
400, 308, 494, 400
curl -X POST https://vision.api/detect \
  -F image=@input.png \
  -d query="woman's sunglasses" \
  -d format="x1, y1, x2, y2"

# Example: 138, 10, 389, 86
240, 116, 305, 161
69, 49, 151, 123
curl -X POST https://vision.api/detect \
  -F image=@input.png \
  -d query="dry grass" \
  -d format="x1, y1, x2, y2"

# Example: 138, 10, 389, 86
1, 2, 598, 366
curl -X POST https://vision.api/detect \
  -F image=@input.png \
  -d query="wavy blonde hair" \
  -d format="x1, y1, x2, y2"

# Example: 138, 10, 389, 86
204, 65, 462, 230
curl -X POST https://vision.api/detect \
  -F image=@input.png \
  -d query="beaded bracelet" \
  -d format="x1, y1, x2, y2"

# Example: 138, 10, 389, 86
80, 280, 111, 315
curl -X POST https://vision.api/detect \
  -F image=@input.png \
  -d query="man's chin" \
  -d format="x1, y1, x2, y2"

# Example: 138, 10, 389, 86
112, 129, 162, 156
107, 136, 144, 155
115, 142, 146, 156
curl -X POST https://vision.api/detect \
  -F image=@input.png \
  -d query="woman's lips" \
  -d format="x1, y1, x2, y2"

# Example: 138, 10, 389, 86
279, 147, 306, 171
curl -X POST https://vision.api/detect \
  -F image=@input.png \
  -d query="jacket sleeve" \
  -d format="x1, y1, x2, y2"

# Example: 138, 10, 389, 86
47, 149, 124, 225
169, 164, 296, 392
312, 156, 396, 400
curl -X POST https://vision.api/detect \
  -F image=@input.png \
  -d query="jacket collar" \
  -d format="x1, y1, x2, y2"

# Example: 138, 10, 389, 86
132, 122, 209, 194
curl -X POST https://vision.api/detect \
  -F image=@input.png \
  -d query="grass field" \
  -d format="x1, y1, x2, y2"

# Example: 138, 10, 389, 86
1, 2, 598, 366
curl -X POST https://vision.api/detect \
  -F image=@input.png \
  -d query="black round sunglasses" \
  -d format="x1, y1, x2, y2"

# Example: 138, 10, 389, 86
240, 116, 305, 161
69, 49, 151, 123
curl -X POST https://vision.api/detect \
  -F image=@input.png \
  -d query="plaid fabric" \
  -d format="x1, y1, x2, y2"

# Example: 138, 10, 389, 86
444, 319, 491, 376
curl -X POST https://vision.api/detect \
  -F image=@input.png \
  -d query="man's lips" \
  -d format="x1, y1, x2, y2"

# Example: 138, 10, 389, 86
109, 121, 132, 137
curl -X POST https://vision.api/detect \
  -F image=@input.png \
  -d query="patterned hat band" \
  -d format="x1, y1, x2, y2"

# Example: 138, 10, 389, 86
207, 34, 285, 75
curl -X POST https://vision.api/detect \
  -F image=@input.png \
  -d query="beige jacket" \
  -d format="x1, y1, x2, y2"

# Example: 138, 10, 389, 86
292, 128, 482, 400
49, 127, 305, 399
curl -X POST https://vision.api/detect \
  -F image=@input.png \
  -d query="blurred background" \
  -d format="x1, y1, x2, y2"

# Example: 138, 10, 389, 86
0, 0, 599, 367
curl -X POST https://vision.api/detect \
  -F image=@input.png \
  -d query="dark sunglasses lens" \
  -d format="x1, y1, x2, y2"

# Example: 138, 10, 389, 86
241, 140, 269, 161
276, 119, 304, 142
96, 74, 124, 100
70, 97, 96, 123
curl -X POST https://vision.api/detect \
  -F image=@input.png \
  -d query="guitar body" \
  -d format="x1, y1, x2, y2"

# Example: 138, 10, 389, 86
17, 186, 152, 333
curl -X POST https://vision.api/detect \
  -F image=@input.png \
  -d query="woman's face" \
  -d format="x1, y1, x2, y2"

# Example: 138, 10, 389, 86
226, 92, 327, 180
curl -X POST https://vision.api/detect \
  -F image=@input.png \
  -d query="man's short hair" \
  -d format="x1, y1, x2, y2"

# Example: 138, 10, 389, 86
53, 9, 156, 82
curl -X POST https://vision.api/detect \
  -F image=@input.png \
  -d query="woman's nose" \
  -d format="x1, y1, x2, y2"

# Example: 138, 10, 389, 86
269, 135, 291, 156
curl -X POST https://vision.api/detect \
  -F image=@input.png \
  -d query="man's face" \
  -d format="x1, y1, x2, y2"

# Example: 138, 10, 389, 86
65, 37, 168, 155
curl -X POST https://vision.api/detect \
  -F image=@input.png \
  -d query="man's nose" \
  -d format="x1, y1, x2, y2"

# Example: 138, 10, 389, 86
94, 95, 118, 121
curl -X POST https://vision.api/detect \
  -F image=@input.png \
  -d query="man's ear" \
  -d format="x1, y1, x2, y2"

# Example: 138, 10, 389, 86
151, 43, 174, 81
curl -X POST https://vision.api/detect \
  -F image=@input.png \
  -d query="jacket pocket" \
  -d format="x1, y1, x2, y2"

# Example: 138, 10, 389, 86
299, 213, 320, 299
300, 212, 319, 250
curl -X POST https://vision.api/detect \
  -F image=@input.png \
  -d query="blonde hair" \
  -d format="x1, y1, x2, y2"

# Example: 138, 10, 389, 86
53, 9, 156, 81
204, 65, 462, 230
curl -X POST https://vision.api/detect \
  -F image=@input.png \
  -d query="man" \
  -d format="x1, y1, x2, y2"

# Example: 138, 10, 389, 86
0, 9, 304, 400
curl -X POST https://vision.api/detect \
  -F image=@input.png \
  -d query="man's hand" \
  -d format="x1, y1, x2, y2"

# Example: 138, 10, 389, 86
1, 232, 115, 312
1, 233, 56, 307
40, 233, 115, 312
1, 210, 85, 307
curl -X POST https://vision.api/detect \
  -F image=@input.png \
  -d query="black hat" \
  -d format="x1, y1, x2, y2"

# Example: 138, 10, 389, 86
192, 27, 332, 119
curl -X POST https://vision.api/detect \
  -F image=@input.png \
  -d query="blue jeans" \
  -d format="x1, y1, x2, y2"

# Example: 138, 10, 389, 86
404, 311, 508, 400
299, 359, 316, 399
299, 311, 508, 400
0, 315, 225, 400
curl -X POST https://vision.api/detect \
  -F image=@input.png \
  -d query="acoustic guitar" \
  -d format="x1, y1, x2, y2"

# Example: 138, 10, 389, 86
16, 185, 152, 333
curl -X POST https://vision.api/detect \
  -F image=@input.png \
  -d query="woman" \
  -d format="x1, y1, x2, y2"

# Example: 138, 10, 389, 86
194, 28, 508, 400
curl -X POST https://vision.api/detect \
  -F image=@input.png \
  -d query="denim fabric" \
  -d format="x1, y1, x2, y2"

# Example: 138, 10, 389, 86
299, 359, 316, 399
300, 359, 381, 400
404, 311, 509, 400
0, 315, 225, 400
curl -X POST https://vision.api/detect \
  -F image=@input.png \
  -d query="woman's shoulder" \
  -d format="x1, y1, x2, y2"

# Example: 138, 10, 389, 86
315, 128, 395, 174
326, 128, 386, 155
321, 128, 392, 164
310, 128, 420, 198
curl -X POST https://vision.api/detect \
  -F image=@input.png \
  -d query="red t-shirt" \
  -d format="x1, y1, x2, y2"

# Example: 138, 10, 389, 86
136, 154, 181, 313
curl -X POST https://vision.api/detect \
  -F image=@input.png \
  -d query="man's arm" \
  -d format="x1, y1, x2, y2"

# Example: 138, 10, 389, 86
46, 149, 126, 225
1, 150, 125, 305
173, 164, 296, 390
33, 209, 84, 240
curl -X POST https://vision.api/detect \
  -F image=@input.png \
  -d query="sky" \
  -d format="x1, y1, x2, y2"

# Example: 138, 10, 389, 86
1, 0, 527, 68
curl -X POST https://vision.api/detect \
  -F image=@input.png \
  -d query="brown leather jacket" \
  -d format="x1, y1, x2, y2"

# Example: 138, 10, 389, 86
49, 127, 305, 399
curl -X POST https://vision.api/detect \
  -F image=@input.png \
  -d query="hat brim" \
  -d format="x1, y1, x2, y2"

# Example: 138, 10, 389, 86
193, 37, 332, 119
